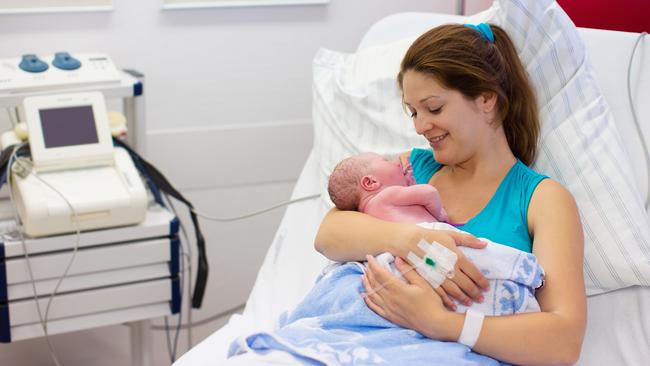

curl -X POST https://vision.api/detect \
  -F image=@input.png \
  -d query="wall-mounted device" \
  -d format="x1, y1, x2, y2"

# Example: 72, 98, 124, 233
0, 53, 121, 93
10, 92, 147, 237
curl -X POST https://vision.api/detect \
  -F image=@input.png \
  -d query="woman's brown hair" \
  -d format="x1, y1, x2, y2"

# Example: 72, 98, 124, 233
397, 24, 539, 166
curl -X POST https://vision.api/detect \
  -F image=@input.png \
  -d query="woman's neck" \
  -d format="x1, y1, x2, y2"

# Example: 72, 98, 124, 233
445, 125, 517, 183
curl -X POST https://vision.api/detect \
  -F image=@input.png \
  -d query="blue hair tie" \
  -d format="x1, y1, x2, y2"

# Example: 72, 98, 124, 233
464, 23, 495, 43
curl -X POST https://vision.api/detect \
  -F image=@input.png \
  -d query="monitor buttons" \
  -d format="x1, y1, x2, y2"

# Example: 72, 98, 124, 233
19, 54, 49, 73
52, 52, 82, 70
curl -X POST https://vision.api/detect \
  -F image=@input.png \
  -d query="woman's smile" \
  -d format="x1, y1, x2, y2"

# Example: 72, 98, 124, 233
428, 132, 449, 148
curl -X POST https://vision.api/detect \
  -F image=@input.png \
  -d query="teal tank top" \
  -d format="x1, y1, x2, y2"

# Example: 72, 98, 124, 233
409, 148, 548, 253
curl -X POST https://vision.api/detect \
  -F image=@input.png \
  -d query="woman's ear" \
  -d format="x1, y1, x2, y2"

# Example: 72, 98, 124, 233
361, 175, 381, 191
479, 92, 498, 114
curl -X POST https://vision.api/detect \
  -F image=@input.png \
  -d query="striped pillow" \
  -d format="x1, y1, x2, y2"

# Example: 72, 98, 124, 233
311, 0, 650, 295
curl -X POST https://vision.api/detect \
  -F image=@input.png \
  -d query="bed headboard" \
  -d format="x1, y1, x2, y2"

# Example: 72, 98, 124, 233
557, 0, 650, 33
357, 12, 650, 207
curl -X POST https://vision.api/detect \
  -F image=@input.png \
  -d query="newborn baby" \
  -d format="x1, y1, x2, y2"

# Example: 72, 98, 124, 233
327, 152, 447, 224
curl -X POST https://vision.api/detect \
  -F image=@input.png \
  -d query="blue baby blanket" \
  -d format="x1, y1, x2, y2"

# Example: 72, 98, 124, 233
228, 223, 545, 365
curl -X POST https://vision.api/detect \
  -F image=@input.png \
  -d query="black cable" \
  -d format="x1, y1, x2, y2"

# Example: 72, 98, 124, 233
112, 138, 209, 309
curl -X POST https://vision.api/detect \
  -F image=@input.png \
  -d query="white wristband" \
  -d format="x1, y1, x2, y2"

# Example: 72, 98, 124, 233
458, 309, 484, 349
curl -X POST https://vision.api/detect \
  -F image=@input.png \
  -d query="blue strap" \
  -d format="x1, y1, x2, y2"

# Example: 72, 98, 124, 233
169, 237, 180, 275
0, 244, 6, 302
170, 276, 181, 314
0, 243, 9, 342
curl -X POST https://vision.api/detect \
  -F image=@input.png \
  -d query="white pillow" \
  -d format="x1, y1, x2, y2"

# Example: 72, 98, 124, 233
311, 0, 650, 295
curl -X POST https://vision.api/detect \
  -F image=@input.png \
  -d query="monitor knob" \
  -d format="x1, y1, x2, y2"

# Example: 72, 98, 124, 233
19, 54, 49, 73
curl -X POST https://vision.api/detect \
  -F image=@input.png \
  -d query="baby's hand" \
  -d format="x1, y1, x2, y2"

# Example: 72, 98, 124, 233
401, 161, 416, 186
438, 207, 449, 222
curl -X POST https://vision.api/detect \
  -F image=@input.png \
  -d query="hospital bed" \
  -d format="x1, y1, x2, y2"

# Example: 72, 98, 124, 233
176, 10, 650, 366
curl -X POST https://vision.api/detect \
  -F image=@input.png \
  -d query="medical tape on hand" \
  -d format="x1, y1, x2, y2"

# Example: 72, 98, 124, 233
406, 239, 457, 288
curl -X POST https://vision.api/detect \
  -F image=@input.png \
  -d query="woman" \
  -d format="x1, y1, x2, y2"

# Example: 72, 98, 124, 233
315, 23, 586, 365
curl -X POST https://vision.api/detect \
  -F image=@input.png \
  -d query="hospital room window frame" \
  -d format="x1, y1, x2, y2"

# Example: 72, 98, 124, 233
162, 0, 329, 10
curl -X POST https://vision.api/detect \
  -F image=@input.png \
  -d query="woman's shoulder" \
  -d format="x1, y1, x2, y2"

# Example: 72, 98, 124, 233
510, 160, 550, 202
528, 178, 579, 228
514, 160, 548, 180
531, 178, 575, 203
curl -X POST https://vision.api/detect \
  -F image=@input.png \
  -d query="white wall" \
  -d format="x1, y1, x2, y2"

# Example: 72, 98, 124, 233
0, 0, 452, 131
0, 1, 492, 365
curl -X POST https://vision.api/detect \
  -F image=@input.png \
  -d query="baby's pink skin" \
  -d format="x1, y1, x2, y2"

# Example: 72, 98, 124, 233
356, 153, 447, 224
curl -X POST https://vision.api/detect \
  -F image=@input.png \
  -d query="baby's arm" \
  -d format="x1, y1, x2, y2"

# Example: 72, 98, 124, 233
381, 185, 448, 221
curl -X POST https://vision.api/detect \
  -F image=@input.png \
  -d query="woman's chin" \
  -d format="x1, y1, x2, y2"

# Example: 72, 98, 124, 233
430, 145, 449, 162
429, 144, 447, 162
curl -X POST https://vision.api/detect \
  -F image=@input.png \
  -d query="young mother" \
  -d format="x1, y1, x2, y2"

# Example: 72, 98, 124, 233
315, 23, 586, 365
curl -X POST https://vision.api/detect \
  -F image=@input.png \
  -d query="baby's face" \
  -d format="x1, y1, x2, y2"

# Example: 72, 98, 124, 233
361, 153, 409, 187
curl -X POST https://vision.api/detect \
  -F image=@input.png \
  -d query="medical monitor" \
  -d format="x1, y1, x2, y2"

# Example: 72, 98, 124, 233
39, 105, 99, 148
24, 92, 114, 172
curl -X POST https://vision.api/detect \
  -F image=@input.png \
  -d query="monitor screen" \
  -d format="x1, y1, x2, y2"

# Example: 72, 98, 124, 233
39, 105, 99, 148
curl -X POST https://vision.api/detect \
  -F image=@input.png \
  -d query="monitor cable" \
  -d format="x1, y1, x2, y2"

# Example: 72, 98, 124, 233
148, 192, 321, 349
6, 143, 82, 366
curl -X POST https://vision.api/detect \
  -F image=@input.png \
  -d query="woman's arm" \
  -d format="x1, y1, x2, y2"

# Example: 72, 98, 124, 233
316, 207, 489, 306
443, 180, 586, 365
314, 208, 417, 262
363, 179, 587, 365
315, 208, 486, 264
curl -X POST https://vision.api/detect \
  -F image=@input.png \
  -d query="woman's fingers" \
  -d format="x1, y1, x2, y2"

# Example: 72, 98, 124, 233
362, 287, 387, 318
441, 280, 471, 306
365, 255, 401, 290
363, 255, 399, 304
364, 249, 485, 311
394, 257, 426, 287
363, 264, 381, 293
444, 263, 489, 304
457, 256, 490, 291
434, 286, 456, 310
363, 295, 386, 317
394, 256, 455, 310
450, 267, 484, 302
448, 231, 486, 249
362, 271, 386, 307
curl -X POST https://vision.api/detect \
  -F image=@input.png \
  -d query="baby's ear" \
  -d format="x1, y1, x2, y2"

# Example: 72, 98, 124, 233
360, 175, 381, 191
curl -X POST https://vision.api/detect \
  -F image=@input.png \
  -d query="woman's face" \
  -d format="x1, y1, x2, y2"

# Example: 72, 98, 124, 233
401, 70, 492, 165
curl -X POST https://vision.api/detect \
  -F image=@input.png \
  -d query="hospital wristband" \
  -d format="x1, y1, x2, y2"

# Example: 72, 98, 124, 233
458, 309, 484, 349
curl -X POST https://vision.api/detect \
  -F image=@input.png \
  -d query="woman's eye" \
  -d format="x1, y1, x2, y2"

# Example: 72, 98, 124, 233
429, 107, 442, 114
410, 111, 417, 118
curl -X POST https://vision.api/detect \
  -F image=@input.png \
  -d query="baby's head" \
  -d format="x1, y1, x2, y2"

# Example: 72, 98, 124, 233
328, 153, 408, 210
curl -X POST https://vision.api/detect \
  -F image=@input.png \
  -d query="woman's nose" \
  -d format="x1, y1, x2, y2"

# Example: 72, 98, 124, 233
414, 116, 433, 135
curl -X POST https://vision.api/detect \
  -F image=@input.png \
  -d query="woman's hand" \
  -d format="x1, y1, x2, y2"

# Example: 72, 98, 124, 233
361, 255, 457, 340
393, 227, 490, 310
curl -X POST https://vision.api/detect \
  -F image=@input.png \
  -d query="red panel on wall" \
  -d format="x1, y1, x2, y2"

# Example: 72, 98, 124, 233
557, 0, 649, 33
